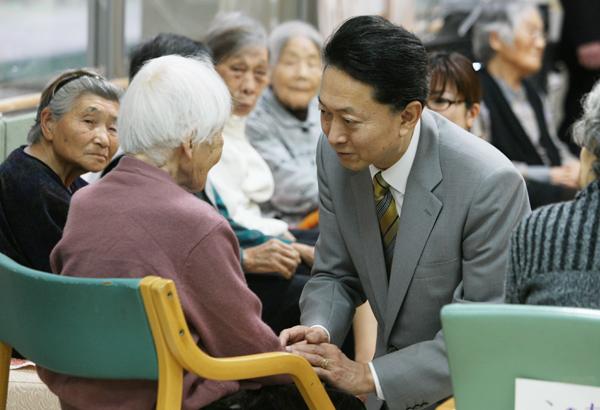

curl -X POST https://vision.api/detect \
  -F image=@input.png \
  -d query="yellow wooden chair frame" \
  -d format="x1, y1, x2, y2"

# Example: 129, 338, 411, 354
140, 276, 335, 410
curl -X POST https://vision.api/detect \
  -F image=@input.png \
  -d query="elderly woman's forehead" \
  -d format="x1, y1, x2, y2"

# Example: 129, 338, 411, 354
71, 95, 119, 113
281, 36, 320, 52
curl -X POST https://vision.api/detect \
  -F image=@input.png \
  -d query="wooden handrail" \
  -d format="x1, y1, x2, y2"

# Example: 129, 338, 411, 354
0, 77, 129, 114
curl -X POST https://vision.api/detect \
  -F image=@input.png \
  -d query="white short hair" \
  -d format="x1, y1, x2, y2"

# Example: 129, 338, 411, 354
472, 2, 535, 64
118, 55, 231, 165
268, 20, 322, 68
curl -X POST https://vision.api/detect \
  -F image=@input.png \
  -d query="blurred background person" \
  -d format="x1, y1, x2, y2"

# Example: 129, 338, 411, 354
506, 78, 600, 309
473, 1, 580, 209
246, 20, 323, 227
426, 51, 481, 131
0, 69, 121, 273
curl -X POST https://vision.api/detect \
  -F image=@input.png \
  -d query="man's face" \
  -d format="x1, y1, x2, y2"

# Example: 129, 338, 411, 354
318, 67, 410, 171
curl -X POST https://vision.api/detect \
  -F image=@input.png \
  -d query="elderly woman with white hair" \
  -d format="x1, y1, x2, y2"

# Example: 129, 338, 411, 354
36, 55, 292, 410
506, 79, 600, 309
0, 69, 121, 273
246, 20, 323, 227
473, 2, 580, 209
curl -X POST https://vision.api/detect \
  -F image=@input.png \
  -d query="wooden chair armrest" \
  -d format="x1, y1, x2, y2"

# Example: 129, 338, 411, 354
436, 397, 455, 410
150, 279, 335, 410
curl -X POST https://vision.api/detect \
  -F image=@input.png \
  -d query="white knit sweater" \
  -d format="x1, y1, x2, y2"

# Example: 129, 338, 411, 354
208, 115, 289, 236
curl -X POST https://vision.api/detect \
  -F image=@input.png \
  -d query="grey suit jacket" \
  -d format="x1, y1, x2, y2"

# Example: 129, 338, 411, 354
299, 110, 531, 410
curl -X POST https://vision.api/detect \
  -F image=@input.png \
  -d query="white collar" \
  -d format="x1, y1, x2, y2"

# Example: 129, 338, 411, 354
369, 119, 421, 195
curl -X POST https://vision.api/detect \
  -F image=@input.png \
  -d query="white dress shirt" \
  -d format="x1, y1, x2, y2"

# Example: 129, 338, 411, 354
208, 115, 289, 237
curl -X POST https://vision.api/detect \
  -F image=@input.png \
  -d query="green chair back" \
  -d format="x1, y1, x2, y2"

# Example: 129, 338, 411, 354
0, 111, 35, 160
442, 303, 600, 410
0, 253, 158, 380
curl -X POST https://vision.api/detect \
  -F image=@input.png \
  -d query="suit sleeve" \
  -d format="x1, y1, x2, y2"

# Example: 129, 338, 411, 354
299, 135, 367, 346
372, 165, 530, 409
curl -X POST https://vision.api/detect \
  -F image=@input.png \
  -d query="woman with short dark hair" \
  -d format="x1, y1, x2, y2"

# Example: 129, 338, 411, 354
426, 51, 481, 131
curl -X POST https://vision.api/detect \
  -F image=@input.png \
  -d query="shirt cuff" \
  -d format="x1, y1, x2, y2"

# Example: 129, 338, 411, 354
368, 362, 385, 400
526, 165, 551, 183
310, 325, 330, 343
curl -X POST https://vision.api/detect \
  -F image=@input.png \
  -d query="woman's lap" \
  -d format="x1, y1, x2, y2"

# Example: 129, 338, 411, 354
200, 384, 366, 410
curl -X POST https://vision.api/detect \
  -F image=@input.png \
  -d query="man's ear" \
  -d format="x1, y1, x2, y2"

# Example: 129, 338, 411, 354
40, 108, 56, 142
181, 135, 194, 161
399, 101, 422, 137
466, 103, 481, 129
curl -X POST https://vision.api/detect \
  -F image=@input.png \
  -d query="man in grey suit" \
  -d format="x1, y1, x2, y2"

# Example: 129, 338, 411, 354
280, 15, 531, 410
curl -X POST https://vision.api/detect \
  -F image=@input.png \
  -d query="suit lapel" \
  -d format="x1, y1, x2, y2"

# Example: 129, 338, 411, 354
383, 111, 443, 343
351, 170, 388, 319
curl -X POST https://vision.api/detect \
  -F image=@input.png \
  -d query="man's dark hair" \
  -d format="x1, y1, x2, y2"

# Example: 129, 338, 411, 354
128, 33, 212, 81
323, 15, 429, 113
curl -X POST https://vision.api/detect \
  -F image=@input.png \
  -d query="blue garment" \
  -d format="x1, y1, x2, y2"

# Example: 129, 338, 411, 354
194, 187, 282, 253
0, 146, 87, 273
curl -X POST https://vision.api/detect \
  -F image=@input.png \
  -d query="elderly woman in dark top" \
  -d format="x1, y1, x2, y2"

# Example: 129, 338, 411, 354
246, 20, 323, 227
473, 2, 580, 209
0, 69, 121, 272
506, 79, 600, 309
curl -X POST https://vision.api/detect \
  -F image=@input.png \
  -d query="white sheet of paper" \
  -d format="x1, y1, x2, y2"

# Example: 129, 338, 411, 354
515, 378, 600, 410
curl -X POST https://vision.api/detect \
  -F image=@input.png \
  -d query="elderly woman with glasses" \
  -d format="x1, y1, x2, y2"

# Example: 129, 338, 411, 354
245, 20, 323, 227
473, 2, 579, 209
506, 79, 600, 309
0, 69, 122, 273
426, 51, 481, 132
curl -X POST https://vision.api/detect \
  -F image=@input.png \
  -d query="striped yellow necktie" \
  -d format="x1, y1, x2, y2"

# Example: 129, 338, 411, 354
373, 172, 399, 275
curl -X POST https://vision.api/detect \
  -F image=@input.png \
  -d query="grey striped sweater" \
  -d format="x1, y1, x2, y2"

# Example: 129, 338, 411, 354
506, 179, 600, 308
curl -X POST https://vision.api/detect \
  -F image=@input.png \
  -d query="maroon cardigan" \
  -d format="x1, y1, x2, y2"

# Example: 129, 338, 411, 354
38, 157, 289, 410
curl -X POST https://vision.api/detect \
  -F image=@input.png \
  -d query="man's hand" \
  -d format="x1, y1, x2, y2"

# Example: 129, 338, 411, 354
242, 239, 301, 279
292, 243, 315, 268
279, 325, 329, 348
577, 41, 600, 70
550, 161, 581, 189
290, 342, 376, 396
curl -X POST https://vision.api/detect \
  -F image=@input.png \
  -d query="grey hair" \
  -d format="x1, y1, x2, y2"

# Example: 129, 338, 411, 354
472, 2, 536, 64
28, 69, 123, 145
268, 20, 322, 67
202, 12, 267, 64
118, 54, 231, 166
572, 81, 600, 179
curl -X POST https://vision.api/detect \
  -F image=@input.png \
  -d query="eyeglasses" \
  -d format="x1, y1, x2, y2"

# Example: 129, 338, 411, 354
426, 97, 465, 112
